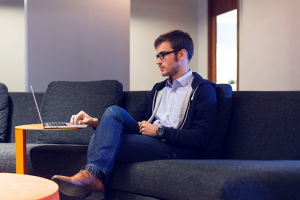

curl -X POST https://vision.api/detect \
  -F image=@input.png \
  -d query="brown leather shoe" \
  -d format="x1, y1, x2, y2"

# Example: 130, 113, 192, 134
51, 170, 105, 200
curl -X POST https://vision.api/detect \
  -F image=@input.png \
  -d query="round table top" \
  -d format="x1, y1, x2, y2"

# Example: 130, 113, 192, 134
15, 124, 79, 130
0, 173, 59, 200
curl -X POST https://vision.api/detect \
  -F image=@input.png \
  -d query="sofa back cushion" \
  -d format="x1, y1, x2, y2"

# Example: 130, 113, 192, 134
36, 80, 123, 144
0, 83, 9, 142
197, 84, 232, 159
8, 93, 44, 143
222, 91, 300, 160
121, 91, 149, 113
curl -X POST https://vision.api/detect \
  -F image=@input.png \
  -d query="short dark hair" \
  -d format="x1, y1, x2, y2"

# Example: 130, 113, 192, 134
154, 30, 194, 62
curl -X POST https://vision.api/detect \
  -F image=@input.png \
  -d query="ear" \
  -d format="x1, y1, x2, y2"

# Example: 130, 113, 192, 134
177, 49, 187, 61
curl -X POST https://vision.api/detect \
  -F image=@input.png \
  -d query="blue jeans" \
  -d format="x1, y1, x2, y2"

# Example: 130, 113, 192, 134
85, 105, 178, 184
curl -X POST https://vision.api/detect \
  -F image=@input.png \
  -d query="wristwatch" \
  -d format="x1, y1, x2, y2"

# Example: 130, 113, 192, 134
156, 126, 164, 138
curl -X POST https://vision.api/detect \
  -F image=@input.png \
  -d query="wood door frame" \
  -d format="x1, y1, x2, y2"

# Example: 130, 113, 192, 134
208, 0, 239, 90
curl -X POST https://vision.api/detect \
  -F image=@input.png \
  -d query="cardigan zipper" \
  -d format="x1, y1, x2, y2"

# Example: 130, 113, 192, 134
152, 90, 158, 112
179, 86, 198, 129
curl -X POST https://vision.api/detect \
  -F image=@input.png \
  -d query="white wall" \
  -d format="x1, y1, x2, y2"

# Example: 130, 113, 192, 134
2, 0, 207, 92
0, 0, 25, 92
26, 0, 130, 92
239, 0, 300, 91
130, 0, 208, 91
197, 0, 208, 80
5, 0, 300, 92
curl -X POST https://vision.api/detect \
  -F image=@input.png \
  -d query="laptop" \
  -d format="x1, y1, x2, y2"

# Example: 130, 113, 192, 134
31, 86, 88, 129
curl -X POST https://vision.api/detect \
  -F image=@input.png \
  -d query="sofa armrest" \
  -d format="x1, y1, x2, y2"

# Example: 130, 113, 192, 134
0, 83, 9, 143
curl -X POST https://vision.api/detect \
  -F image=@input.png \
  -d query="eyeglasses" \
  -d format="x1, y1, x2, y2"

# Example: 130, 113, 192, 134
156, 50, 180, 60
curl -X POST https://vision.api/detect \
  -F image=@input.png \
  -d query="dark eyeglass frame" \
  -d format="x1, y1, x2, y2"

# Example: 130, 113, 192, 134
156, 50, 180, 60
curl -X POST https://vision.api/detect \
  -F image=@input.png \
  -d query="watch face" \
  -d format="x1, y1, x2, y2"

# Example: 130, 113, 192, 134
156, 128, 164, 136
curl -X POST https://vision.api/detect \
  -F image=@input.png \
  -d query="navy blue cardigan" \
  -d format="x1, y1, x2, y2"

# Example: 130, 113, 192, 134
130, 72, 217, 159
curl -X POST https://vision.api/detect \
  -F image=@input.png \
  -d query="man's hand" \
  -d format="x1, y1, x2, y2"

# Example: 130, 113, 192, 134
70, 111, 99, 128
138, 121, 158, 137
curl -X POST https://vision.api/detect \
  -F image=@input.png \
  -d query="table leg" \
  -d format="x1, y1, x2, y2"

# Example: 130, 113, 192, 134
15, 128, 27, 174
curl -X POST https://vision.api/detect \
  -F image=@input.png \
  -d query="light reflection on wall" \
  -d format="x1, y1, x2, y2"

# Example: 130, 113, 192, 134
0, 2, 25, 92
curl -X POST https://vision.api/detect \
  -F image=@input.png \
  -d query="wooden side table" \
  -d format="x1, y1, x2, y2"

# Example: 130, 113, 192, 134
0, 173, 60, 200
15, 124, 78, 174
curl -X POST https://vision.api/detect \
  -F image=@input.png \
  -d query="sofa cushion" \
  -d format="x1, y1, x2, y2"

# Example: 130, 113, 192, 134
0, 143, 43, 174
106, 187, 160, 200
0, 143, 87, 200
108, 160, 300, 200
0, 83, 9, 143
198, 84, 232, 159
8, 93, 44, 143
223, 91, 300, 160
36, 80, 123, 144
0, 143, 87, 176
121, 91, 149, 113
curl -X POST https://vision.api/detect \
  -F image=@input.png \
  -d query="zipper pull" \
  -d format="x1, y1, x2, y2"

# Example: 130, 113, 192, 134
191, 87, 198, 101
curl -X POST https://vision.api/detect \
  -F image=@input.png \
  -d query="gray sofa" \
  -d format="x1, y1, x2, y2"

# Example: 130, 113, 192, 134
1, 81, 300, 200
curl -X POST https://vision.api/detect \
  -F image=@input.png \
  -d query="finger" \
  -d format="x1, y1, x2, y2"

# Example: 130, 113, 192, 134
79, 110, 85, 115
70, 115, 75, 123
140, 127, 144, 133
73, 115, 81, 125
139, 122, 144, 129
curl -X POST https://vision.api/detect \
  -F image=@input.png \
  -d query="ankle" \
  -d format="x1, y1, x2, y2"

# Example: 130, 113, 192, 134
85, 165, 106, 184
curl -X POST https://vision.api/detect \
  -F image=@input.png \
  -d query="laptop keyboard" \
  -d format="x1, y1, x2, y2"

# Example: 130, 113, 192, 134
48, 123, 67, 126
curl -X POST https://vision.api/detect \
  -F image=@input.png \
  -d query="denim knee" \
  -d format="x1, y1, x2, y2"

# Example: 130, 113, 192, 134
104, 105, 120, 115
103, 105, 124, 120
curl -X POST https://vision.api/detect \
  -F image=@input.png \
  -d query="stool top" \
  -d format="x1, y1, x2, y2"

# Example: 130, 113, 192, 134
0, 173, 59, 200
15, 124, 78, 130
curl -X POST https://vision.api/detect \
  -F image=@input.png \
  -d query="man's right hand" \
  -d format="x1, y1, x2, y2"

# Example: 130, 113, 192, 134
70, 111, 99, 128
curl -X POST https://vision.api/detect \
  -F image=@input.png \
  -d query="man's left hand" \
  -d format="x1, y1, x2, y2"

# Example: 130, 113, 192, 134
138, 121, 158, 137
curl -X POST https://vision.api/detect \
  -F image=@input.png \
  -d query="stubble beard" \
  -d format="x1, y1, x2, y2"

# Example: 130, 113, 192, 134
161, 55, 180, 77
169, 54, 180, 77
168, 61, 180, 77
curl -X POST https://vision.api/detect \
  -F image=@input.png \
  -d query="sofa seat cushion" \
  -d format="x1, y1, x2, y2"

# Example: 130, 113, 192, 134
106, 187, 160, 200
36, 80, 123, 144
0, 143, 42, 174
0, 83, 9, 143
108, 160, 300, 200
0, 143, 88, 178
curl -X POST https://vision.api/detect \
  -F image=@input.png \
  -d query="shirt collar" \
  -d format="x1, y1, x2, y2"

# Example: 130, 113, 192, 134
167, 70, 193, 87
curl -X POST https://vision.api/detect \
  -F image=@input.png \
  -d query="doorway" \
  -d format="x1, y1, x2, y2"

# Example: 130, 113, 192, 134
208, 0, 239, 91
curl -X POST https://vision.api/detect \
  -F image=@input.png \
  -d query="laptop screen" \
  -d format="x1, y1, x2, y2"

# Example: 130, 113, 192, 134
30, 86, 44, 127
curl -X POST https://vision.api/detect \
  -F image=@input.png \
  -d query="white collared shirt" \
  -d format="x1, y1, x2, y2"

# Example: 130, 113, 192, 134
153, 70, 194, 128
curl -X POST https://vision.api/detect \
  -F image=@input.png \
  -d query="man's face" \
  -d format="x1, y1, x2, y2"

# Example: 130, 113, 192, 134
156, 42, 180, 78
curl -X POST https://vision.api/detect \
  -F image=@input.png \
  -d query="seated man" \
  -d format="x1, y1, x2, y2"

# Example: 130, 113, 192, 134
52, 30, 217, 200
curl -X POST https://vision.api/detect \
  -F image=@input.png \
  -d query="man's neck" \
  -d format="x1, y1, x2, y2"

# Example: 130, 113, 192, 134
170, 69, 190, 83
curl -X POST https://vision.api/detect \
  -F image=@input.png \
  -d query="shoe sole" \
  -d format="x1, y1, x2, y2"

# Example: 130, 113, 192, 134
86, 190, 105, 200
52, 177, 91, 196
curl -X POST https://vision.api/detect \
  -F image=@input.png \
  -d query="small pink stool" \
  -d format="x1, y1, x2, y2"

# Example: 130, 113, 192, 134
0, 173, 59, 200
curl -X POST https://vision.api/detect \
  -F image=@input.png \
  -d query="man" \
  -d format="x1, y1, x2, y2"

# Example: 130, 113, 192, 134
52, 30, 217, 200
